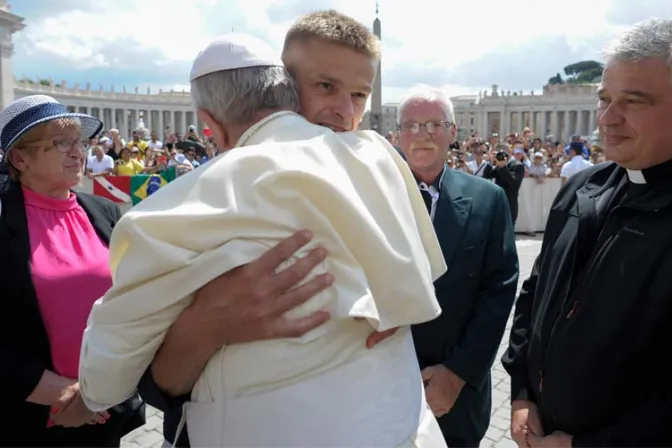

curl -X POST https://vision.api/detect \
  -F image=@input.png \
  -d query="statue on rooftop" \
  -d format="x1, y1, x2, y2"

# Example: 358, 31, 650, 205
136, 117, 149, 140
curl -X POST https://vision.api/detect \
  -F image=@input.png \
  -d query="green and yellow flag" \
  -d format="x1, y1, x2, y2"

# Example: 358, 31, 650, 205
130, 167, 177, 205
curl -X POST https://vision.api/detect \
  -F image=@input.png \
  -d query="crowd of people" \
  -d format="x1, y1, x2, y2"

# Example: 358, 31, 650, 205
0, 8, 671, 448
389, 129, 602, 230
83, 126, 217, 179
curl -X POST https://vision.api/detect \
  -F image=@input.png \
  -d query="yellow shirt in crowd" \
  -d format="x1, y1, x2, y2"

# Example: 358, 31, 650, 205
116, 159, 144, 176
126, 139, 149, 155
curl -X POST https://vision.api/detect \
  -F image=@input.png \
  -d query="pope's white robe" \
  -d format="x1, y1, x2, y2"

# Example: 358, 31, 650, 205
79, 111, 448, 447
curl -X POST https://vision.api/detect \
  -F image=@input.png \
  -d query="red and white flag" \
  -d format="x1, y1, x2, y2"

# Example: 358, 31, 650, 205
93, 176, 132, 203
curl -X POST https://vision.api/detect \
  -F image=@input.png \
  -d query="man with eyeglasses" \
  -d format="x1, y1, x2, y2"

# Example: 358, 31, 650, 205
397, 85, 518, 448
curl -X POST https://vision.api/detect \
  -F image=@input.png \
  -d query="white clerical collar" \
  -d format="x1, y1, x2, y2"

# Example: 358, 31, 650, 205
627, 169, 647, 185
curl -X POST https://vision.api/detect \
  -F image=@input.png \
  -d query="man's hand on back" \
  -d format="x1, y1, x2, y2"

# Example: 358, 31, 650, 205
191, 229, 334, 347
150, 230, 399, 397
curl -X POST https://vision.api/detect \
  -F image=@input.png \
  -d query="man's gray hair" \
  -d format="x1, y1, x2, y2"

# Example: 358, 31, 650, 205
397, 84, 455, 125
604, 18, 672, 76
191, 66, 300, 126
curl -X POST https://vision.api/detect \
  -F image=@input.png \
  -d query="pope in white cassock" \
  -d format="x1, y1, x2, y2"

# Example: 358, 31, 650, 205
79, 33, 449, 447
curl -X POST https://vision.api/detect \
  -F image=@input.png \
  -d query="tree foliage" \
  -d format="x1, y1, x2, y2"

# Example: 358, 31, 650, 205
564, 60, 602, 77
548, 73, 564, 85
547, 60, 604, 85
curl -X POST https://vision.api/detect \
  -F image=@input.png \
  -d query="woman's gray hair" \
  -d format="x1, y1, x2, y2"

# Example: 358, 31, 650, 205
191, 65, 300, 127
397, 84, 455, 125
604, 18, 672, 75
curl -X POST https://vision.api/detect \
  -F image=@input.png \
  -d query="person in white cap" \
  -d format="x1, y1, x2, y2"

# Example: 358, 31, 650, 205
79, 32, 448, 447
141, 11, 397, 448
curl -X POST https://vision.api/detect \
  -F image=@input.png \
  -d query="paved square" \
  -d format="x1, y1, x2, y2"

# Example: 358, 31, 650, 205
121, 236, 543, 448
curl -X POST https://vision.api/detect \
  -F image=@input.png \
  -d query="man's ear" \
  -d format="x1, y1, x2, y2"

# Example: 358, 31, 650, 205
197, 110, 231, 150
450, 123, 457, 140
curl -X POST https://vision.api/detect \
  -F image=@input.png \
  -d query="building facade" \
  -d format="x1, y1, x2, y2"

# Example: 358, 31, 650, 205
362, 83, 599, 143
14, 80, 204, 139
0, 0, 24, 109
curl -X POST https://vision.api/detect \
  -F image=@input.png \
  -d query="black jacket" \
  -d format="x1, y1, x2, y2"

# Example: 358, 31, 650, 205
138, 368, 190, 447
0, 184, 145, 447
502, 162, 672, 447
484, 158, 525, 223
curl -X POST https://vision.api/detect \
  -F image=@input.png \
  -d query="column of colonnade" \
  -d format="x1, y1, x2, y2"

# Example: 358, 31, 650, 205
64, 105, 207, 140
478, 107, 597, 141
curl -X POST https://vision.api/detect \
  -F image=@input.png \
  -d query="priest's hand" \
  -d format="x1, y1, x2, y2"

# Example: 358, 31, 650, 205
527, 431, 572, 448
421, 364, 465, 417
511, 399, 544, 447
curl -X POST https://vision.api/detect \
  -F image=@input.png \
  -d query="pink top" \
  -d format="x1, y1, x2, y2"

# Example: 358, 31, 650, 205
24, 187, 113, 379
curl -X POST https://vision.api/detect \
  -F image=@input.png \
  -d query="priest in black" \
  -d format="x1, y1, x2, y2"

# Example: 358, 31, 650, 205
502, 18, 672, 447
396, 86, 519, 447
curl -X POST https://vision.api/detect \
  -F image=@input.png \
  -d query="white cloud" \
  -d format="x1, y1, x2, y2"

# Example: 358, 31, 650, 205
19, 0, 224, 67
12, 0, 669, 103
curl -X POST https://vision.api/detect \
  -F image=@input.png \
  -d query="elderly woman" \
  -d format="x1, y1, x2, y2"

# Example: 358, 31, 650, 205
0, 95, 145, 447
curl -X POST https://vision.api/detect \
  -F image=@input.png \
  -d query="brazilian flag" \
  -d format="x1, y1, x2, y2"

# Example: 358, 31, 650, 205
130, 167, 177, 205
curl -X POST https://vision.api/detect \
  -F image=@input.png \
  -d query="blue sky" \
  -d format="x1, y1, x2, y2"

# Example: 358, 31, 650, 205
10, 0, 669, 103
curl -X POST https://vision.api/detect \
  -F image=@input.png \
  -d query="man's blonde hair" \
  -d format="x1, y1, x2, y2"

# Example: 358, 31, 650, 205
283, 10, 381, 61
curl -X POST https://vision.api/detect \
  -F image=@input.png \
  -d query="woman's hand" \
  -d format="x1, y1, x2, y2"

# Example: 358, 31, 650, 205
48, 383, 109, 428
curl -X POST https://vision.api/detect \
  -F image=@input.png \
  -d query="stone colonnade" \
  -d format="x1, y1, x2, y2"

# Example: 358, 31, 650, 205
454, 107, 597, 141
65, 105, 204, 141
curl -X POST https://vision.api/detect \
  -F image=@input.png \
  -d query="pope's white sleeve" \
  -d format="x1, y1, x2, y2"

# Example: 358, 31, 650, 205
78, 215, 274, 411
78, 161, 291, 411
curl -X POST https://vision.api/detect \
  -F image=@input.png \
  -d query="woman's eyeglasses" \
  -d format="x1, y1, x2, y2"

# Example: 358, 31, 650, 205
51, 137, 90, 153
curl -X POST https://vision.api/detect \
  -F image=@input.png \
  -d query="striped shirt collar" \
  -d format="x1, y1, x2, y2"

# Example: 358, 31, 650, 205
414, 164, 447, 190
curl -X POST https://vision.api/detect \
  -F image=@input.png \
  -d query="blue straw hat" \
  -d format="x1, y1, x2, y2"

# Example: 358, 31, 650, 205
0, 95, 103, 189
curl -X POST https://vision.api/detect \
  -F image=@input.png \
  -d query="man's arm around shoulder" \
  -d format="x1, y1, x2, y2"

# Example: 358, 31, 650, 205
136, 231, 337, 412
442, 186, 519, 389
137, 305, 213, 412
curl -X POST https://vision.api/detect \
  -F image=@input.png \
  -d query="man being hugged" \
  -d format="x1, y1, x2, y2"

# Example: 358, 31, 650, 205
79, 33, 448, 447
